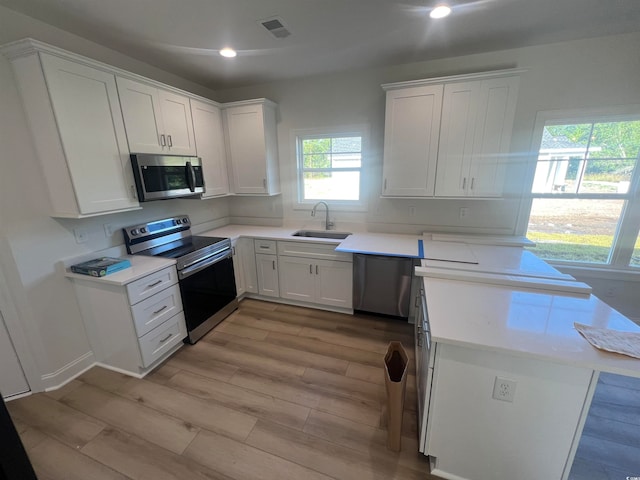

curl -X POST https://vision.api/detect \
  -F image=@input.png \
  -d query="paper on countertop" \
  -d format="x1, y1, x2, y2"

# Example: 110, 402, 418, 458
575, 323, 640, 360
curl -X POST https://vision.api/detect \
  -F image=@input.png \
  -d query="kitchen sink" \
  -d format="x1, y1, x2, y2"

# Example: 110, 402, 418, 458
292, 230, 352, 240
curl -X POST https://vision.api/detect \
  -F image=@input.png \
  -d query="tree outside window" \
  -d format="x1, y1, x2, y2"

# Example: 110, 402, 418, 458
526, 118, 640, 266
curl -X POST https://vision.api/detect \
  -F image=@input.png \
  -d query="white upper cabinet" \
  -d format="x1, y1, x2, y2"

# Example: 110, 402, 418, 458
435, 76, 519, 197
223, 99, 281, 195
190, 99, 229, 197
1, 40, 140, 217
382, 85, 443, 197
382, 70, 521, 199
117, 77, 196, 156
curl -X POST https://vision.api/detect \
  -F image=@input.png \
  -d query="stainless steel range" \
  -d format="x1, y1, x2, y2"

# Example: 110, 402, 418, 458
124, 215, 238, 344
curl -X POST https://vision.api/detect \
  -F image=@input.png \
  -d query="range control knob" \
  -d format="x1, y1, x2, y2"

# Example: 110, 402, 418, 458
176, 219, 182, 225
131, 229, 139, 236
140, 228, 147, 234
182, 217, 189, 224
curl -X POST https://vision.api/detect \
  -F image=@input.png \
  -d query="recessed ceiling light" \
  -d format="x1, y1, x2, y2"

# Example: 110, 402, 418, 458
219, 48, 237, 58
430, 4, 452, 19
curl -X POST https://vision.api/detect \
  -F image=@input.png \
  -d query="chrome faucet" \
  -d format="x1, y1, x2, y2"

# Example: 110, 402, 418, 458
311, 201, 334, 230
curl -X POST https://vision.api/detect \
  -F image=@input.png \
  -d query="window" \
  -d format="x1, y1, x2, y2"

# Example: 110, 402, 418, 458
296, 128, 365, 206
525, 113, 640, 268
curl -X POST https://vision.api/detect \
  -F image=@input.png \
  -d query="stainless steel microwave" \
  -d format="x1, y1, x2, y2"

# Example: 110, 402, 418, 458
131, 154, 205, 202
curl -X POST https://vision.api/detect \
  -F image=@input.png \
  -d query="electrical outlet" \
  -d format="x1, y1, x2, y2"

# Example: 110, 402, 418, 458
459, 207, 469, 219
408, 205, 416, 217
103, 223, 114, 237
73, 228, 89, 244
493, 376, 516, 402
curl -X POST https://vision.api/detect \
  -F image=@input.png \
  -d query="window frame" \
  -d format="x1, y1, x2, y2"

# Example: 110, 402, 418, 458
518, 106, 640, 270
292, 125, 368, 212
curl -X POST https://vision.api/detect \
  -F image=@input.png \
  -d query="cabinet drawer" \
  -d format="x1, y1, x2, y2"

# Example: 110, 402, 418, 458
126, 266, 178, 305
254, 239, 277, 254
277, 241, 352, 262
130, 283, 183, 337
138, 312, 186, 367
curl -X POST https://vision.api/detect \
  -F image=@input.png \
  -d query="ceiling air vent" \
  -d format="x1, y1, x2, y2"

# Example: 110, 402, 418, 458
260, 17, 291, 39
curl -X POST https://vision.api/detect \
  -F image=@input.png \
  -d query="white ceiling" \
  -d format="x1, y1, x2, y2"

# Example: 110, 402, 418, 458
2, 0, 640, 90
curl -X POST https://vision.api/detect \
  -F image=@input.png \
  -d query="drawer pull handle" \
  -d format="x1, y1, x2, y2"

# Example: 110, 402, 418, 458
259, 245, 270, 249
167, 134, 173, 147
309, 264, 313, 274
159, 333, 173, 343
153, 305, 168, 315
272, 260, 276, 270
315, 265, 318, 275
147, 280, 163, 289
160, 134, 166, 147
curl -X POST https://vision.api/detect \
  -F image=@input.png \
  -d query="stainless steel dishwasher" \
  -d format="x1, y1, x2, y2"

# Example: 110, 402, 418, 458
353, 254, 415, 318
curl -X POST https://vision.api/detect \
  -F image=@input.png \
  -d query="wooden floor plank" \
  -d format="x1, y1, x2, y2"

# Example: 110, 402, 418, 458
164, 342, 240, 382
215, 332, 350, 375
166, 369, 311, 430
299, 326, 391, 354
265, 330, 385, 367
58, 383, 199, 454
229, 311, 305, 335
114, 378, 258, 441
81, 428, 231, 480
303, 409, 427, 473
7, 393, 106, 449
246, 419, 430, 480
29, 437, 130, 480
302, 366, 385, 404
215, 320, 270, 340
192, 339, 307, 378
184, 428, 334, 480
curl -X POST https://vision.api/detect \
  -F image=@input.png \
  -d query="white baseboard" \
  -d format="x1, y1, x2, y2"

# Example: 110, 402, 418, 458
41, 350, 95, 392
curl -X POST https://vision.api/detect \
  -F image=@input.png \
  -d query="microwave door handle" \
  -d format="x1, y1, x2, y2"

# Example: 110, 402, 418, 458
186, 161, 196, 192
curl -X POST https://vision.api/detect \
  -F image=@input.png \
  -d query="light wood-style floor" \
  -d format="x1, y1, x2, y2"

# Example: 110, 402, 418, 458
7, 299, 439, 480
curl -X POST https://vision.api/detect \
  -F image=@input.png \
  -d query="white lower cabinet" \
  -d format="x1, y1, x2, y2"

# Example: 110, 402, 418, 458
416, 284, 595, 480
255, 253, 279, 297
232, 237, 258, 297
72, 265, 186, 376
277, 241, 352, 309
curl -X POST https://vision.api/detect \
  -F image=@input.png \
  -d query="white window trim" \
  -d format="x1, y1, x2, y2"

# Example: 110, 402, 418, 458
516, 105, 640, 271
291, 124, 369, 212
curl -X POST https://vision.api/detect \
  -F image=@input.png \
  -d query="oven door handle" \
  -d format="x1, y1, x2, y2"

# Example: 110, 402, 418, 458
179, 249, 231, 279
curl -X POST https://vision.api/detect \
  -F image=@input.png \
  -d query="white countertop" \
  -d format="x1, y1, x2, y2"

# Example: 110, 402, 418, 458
423, 276, 640, 378
420, 243, 572, 279
335, 232, 420, 257
65, 255, 176, 286
201, 225, 421, 256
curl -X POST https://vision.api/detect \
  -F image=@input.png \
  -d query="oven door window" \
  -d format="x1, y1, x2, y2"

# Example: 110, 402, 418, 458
179, 255, 237, 332
141, 165, 204, 192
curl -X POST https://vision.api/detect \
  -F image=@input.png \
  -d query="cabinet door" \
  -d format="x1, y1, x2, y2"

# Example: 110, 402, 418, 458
434, 81, 480, 197
158, 90, 196, 155
255, 254, 279, 297
116, 77, 164, 154
232, 240, 245, 297
278, 256, 315, 302
467, 76, 519, 197
315, 259, 353, 308
240, 238, 258, 294
382, 85, 443, 197
191, 99, 229, 197
225, 104, 269, 194
42, 55, 139, 214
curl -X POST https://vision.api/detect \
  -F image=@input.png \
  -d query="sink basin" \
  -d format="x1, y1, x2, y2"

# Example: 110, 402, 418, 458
292, 230, 352, 240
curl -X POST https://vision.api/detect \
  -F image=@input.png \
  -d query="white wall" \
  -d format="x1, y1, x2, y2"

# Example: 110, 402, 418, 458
0, 5, 230, 391
216, 32, 640, 237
